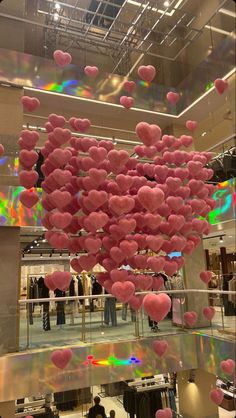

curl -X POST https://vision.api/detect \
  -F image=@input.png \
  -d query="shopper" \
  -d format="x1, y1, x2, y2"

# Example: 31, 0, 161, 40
109, 411, 115, 418
88, 396, 106, 418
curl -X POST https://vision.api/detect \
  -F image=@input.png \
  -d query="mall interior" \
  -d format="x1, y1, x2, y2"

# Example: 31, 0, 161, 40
0, 0, 235, 417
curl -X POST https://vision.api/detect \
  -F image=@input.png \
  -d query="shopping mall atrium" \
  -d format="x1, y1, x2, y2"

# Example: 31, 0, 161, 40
0, 0, 235, 417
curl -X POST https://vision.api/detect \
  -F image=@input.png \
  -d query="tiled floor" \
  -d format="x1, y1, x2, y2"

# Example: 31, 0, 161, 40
19, 306, 235, 350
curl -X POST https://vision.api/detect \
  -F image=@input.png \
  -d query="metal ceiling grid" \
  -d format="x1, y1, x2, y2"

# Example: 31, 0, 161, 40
39, 0, 201, 71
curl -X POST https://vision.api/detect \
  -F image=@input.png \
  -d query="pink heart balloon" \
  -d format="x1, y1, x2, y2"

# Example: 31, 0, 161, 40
79, 254, 97, 271
49, 148, 72, 167
50, 190, 72, 209
152, 276, 164, 291
144, 214, 161, 230
50, 212, 72, 230
209, 388, 224, 405
70, 258, 82, 273
202, 306, 215, 321
108, 149, 129, 167
84, 237, 102, 254
163, 260, 178, 276
166, 91, 179, 105
89, 146, 107, 163
129, 295, 143, 310
110, 247, 126, 263
146, 236, 164, 252
84, 65, 99, 78
155, 408, 172, 418
136, 122, 162, 146
19, 150, 38, 169
137, 186, 164, 212
111, 281, 135, 303
44, 274, 57, 291
120, 96, 134, 109
21, 96, 40, 112
143, 293, 172, 322
109, 196, 135, 215
118, 218, 136, 234
19, 170, 39, 189
153, 340, 169, 357
84, 212, 109, 232
138, 65, 156, 83
119, 240, 138, 257
110, 269, 129, 283
220, 359, 235, 375
214, 78, 228, 95
47, 231, 69, 250
184, 311, 197, 326
52, 169, 72, 186
51, 348, 73, 369
123, 80, 136, 93
186, 120, 197, 131
199, 271, 212, 284
88, 168, 107, 186
74, 118, 91, 133
179, 134, 193, 148
166, 196, 184, 212
48, 113, 65, 128
147, 256, 165, 272
53, 50, 72, 67
50, 271, 72, 291
19, 190, 39, 208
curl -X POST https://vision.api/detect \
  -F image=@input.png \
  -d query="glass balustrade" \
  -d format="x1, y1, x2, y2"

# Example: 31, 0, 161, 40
17, 288, 236, 352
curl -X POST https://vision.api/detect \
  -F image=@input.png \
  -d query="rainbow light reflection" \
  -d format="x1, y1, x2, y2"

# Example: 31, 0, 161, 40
208, 178, 235, 224
84, 355, 141, 367
0, 186, 42, 226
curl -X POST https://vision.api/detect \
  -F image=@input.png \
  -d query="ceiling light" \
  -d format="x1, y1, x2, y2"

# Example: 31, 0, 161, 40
219, 236, 224, 243
201, 131, 207, 137
53, 12, 59, 21
55, 2, 61, 11
42, 239, 46, 243
60, 253, 62, 258
40, 253, 43, 258
164, 0, 170, 6
34, 240, 37, 243
30, 246, 33, 249
36, 243, 40, 247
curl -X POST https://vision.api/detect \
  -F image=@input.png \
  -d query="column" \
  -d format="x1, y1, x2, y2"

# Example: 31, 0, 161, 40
0, 401, 15, 418
183, 241, 209, 327
0, 227, 21, 354
178, 369, 219, 418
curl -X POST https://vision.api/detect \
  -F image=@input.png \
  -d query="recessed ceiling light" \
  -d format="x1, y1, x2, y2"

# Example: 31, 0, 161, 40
201, 131, 207, 136
164, 0, 170, 6
219, 236, 224, 243
55, 3, 61, 11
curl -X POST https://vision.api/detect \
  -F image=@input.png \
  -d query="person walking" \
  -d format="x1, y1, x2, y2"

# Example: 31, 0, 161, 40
88, 396, 106, 418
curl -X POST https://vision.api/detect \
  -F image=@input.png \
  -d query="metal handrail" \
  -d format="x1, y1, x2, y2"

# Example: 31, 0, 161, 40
19, 289, 236, 304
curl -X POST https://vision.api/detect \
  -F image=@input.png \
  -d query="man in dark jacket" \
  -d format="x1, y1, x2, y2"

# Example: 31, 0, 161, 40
88, 396, 106, 418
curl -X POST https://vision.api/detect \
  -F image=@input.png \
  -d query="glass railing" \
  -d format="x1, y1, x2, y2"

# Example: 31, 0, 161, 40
18, 289, 236, 351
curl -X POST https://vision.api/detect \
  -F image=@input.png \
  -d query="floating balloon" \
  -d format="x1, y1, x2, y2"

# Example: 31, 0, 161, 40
53, 50, 72, 67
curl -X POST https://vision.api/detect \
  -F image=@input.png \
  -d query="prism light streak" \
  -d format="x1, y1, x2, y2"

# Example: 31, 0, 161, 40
84, 355, 141, 367
0, 186, 42, 226
208, 178, 235, 225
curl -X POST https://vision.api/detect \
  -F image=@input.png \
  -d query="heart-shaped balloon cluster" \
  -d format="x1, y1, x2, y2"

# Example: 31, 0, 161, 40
19, 86, 215, 323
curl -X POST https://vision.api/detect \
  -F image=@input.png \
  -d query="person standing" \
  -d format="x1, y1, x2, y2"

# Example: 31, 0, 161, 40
88, 396, 106, 418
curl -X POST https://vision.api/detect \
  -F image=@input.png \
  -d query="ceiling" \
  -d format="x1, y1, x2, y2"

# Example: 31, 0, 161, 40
0, 0, 235, 86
